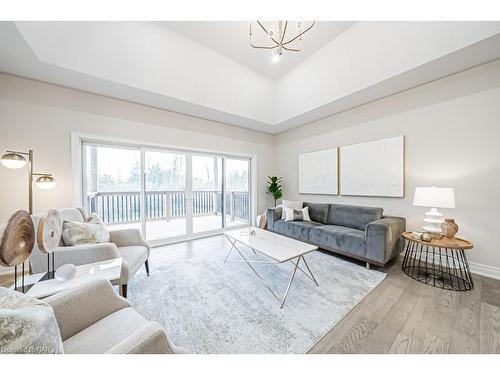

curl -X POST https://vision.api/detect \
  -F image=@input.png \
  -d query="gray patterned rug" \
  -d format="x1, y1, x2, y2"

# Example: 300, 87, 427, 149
127, 238, 386, 354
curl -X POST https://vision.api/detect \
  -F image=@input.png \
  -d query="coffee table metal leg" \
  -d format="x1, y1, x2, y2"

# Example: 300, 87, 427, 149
290, 256, 319, 286
232, 243, 281, 302
224, 236, 237, 263
301, 255, 319, 287
280, 257, 301, 309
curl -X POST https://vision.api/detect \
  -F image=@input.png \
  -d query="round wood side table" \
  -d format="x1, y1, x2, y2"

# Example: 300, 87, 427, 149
401, 232, 474, 291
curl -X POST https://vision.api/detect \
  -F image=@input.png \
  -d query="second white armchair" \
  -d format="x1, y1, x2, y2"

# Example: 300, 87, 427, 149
30, 208, 150, 297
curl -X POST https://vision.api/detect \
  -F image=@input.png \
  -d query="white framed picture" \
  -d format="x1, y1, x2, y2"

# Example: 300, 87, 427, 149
340, 135, 404, 197
298, 147, 339, 195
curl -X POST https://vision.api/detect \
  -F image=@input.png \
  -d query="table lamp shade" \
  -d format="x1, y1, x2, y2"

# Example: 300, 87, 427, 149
413, 187, 455, 209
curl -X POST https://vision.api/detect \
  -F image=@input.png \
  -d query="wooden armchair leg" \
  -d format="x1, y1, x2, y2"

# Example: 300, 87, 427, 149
145, 259, 150, 276
121, 284, 128, 298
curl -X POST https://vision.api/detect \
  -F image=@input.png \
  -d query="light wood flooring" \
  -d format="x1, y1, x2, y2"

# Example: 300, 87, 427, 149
2, 234, 499, 354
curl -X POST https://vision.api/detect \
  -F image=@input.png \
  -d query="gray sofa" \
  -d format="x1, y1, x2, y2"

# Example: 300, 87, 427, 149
267, 203, 406, 268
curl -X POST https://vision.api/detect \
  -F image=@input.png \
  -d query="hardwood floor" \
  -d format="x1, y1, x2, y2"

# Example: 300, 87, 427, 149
2, 234, 499, 354
308, 254, 500, 354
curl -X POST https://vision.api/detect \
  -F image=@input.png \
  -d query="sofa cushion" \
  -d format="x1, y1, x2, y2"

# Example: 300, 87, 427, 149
303, 203, 330, 224
63, 307, 148, 353
310, 225, 366, 258
272, 220, 322, 241
327, 204, 383, 231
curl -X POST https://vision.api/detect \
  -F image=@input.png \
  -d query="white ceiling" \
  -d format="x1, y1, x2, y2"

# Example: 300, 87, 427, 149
1, 21, 500, 134
160, 21, 355, 79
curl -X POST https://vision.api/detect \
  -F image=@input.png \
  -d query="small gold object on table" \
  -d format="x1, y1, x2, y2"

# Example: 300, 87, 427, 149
401, 231, 474, 291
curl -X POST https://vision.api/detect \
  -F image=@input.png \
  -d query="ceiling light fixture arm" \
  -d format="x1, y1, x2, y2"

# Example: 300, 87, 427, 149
282, 21, 316, 46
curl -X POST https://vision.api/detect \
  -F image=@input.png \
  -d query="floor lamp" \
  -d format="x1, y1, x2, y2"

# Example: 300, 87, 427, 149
1, 149, 57, 280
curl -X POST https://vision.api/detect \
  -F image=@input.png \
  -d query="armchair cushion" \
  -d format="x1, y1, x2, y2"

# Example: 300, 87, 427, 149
61, 214, 110, 246
62, 307, 148, 354
107, 322, 182, 354
45, 279, 129, 341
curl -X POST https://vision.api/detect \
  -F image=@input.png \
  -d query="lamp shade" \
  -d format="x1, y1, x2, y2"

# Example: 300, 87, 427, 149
35, 175, 56, 190
1, 152, 26, 169
413, 187, 455, 208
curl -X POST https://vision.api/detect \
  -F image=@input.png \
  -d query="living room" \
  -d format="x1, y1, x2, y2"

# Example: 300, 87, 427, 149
1, 0, 500, 373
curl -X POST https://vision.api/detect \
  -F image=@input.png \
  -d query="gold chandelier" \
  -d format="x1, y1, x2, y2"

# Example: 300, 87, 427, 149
249, 21, 315, 60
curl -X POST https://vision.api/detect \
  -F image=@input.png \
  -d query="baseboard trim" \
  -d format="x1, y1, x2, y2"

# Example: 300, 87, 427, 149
469, 262, 500, 280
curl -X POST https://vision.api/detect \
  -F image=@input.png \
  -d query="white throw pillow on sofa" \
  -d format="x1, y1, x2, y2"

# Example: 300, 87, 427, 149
281, 200, 303, 219
284, 206, 311, 222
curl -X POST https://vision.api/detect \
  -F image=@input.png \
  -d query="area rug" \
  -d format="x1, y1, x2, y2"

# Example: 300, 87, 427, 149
127, 238, 386, 354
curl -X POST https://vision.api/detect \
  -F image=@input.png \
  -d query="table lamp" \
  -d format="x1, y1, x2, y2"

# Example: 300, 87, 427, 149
413, 186, 455, 235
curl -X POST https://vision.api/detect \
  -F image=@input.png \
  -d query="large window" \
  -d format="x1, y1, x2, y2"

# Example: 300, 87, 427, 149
81, 142, 251, 244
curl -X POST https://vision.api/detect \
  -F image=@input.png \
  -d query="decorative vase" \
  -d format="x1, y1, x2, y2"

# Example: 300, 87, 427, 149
441, 218, 458, 238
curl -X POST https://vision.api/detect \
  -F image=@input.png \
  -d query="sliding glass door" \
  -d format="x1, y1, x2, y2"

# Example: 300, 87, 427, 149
225, 158, 250, 227
192, 155, 223, 233
82, 142, 251, 244
144, 150, 187, 241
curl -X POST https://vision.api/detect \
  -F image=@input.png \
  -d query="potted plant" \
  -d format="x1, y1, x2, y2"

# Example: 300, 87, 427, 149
266, 176, 283, 207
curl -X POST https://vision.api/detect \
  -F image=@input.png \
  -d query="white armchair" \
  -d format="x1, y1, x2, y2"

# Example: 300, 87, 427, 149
45, 279, 186, 354
30, 208, 150, 297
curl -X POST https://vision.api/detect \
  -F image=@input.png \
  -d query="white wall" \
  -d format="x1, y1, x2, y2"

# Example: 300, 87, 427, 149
0, 74, 275, 224
275, 59, 500, 277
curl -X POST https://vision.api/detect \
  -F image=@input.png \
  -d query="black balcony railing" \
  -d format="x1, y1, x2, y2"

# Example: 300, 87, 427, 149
87, 190, 249, 225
